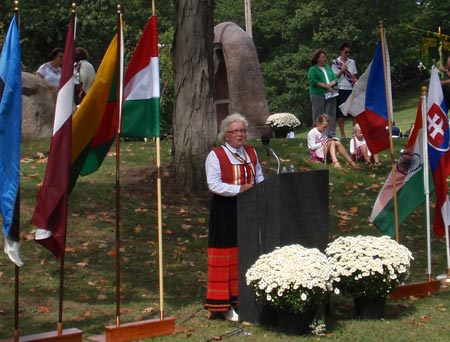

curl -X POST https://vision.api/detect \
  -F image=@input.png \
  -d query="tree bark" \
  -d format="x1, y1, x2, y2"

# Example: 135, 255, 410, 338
172, 0, 215, 193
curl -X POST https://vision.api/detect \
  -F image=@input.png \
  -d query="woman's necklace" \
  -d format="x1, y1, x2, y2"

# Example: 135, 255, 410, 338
224, 145, 247, 164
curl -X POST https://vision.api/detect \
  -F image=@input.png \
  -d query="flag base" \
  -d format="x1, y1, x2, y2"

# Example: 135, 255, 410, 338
88, 317, 176, 342
388, 280, 440, 299
0, 328, 82, 342
436, 273, 450, 283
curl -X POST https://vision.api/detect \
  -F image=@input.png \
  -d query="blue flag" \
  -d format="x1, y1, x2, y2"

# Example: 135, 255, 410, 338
0, 16, 23, 266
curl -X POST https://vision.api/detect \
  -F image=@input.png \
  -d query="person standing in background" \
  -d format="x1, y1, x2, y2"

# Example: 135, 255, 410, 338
308, 49, 339, 137
332, 42, 358, 139
73, 47, 96, 105
36, 47, 64, 89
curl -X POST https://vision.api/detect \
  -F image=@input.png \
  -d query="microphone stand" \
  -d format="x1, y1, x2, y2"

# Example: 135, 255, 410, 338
261, 135, 281, 174
270, 147, 281, 174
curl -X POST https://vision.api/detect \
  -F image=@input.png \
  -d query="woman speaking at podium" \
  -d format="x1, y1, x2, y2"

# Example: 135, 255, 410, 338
204, 113, 264, 321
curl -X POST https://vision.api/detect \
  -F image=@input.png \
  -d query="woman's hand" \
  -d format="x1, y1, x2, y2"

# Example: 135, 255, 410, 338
239, 183, 253, 193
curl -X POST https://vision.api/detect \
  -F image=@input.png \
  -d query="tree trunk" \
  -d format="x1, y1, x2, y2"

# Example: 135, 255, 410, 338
172, 0, 215, 193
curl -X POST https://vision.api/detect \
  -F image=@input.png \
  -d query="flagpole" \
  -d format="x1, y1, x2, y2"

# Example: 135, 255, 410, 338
380, 22, 400, 241
55, 4, 76, 336
114, 5, 124, 328
13, 3, 20, 340
420, 86, 433, 280
151, 0, 166, 321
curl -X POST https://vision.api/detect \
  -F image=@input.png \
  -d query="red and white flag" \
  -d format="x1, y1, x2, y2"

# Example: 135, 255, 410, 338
31, 13, 76, 257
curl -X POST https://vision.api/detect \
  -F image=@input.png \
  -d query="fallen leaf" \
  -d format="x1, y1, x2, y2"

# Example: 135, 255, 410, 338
349, 206, 358, 214
38, 306, 50, 313
181, 224, 192, 231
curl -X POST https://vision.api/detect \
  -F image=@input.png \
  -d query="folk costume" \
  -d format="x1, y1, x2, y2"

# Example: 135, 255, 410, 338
204, 142, 263, 313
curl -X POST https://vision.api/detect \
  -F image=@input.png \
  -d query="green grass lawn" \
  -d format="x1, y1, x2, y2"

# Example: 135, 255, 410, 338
1, 78, 450, 341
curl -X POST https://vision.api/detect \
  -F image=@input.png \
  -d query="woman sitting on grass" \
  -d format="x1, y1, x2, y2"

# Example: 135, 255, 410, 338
307, 114, 358, 169
350, 123, 381, 165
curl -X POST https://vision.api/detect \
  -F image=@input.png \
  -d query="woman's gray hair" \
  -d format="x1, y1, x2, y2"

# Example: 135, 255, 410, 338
217, 113, 249, 144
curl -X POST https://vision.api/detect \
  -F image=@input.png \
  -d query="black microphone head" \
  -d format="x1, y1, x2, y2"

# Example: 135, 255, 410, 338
261, 134, 270, 146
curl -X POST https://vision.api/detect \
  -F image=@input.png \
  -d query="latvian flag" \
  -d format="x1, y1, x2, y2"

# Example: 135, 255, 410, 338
32, 13, 76, 257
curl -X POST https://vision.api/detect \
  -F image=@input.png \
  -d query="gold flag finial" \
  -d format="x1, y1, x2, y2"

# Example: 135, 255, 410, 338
71, 3, 76, 13
117, 4, 121, 13
421, 86, 427, 96
14, 1, 19, 11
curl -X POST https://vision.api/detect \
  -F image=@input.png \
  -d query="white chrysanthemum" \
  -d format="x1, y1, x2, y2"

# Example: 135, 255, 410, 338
325, 235, 413, 297
245, 244, 333, 313
265, 113, 301, 129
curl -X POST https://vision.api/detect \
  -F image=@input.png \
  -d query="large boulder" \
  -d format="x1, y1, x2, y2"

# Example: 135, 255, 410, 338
214, 22, 270, 138
22, 72, 56, 138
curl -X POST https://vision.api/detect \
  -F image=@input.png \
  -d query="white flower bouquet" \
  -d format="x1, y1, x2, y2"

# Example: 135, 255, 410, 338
325, 235, 413, 298
265, 113, 301, 129
245, 244, 333, 314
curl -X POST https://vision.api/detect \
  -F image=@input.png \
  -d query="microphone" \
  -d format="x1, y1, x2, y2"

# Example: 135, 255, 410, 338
261, 134, 271, 156
261, 134, 281, 174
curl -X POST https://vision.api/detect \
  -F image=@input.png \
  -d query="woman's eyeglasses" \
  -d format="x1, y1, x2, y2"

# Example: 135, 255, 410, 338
227, 129, 247, 135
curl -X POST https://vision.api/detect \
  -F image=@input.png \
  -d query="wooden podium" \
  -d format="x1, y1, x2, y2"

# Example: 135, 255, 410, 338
237, 170, 330, 323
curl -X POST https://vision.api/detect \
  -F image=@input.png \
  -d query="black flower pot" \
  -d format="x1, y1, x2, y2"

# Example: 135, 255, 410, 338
354, 295, 386, 319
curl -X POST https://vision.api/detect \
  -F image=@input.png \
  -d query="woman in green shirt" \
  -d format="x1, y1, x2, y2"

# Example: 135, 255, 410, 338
308, 49, 339, 137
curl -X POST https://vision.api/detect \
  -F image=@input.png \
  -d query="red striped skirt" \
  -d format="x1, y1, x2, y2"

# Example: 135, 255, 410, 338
205, 247, 238, 312
205, 194, 238, 312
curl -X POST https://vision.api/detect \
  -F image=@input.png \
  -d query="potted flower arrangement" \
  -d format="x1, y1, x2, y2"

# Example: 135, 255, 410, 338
246, 244, 333, 334
265, 113, 301, 138
325, 235, 413, 319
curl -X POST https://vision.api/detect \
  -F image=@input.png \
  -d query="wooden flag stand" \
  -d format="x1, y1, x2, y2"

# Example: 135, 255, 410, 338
1, 328, 83, 342
389, 279, 441, 300
89, 317, 176, 342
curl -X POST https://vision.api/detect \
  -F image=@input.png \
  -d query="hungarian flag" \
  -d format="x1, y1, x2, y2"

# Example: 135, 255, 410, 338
121, 16, 160, 137
31, 14, 76, 258
426, 68, 450, 238
0, 16, 23, 266
370, 98, 431, 236
339, 38, 391, 154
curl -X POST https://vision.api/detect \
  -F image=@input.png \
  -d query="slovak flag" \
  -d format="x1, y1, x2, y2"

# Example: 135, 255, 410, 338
339, 39, 391, 154
426, 68, 450, 238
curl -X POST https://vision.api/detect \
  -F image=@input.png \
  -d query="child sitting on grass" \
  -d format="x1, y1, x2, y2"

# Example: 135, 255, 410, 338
350, 123, 381, 165
307, 114, 358, 169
